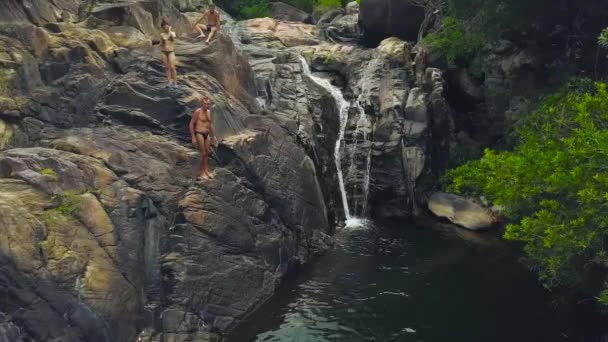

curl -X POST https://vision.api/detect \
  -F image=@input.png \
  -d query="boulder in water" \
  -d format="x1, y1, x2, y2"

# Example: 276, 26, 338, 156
428, 192, 497, 230
359, 0, 425, 45
270, 2, 314, 24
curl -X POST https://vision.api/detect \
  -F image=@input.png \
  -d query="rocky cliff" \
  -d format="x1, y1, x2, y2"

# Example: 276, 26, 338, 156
0, 1, 333, 341
231, 6, 454, 219
0, 0, 456, 340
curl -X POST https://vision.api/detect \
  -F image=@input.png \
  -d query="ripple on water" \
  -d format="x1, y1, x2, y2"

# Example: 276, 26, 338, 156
230, 220, 570, 342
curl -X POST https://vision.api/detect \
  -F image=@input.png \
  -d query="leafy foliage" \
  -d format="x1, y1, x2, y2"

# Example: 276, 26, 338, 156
44, 191, 82, 226
598, 289, 608, 306
40, 168, 59, 182
55, 191, 82, 216
445, 0, 555, 39
599, 27, 608, 50
239, 0, 271, 19
444, 81, 608, 297
423, 16, 481, 65
315, 0, 342, 13
215, 0, 346, 19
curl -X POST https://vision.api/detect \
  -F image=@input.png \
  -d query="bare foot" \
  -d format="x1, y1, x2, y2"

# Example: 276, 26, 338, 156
197, 174, 210, 181
197, 34, 206, 39
205, 40, 210, 45
206, 172, 215, 180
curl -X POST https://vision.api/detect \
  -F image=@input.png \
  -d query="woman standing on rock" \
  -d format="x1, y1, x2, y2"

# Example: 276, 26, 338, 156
160, 20, 178, 88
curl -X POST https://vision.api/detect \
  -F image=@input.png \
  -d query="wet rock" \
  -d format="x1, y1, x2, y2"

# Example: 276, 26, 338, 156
428, 192, 497, 230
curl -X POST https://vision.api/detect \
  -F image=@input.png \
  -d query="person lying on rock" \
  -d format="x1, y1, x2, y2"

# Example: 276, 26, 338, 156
160, 19, 178, 88
189, 96, 218, 180
193, 3, 221, 44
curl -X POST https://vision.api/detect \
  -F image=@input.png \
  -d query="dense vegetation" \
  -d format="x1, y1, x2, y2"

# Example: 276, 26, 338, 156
424, 0, 607, 67
214, 0, 350, 19
445, 80, 608, 300
428, 0, 608, 304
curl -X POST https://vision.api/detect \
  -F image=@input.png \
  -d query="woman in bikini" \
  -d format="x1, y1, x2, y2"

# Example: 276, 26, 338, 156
160, 20, 177, 87
189, 97, 218, 180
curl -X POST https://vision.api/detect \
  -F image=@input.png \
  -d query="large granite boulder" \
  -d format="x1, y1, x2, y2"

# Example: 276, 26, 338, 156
166, 117, 331, 331
0, 0, 79, 25
0, 128, 193, 341
359, 0, 425, 45
270, 2, 314, 24
318, 2, 361, 43
428, 192, 497, 230
88, 0, 191, 39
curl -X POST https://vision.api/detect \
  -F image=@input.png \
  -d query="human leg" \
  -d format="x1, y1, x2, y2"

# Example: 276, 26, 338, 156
161, 52, 171, 83
204, 133, 213, 178
205, 26, 217, 44
195, 23, 206, 38
168, 52, 177, 84
195, 133, 209, 179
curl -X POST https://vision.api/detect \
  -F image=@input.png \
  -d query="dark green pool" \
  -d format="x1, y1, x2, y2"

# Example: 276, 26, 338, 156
228, 220, 600, 342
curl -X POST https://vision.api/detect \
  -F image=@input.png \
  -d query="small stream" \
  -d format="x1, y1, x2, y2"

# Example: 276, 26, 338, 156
229, 220, 581, 342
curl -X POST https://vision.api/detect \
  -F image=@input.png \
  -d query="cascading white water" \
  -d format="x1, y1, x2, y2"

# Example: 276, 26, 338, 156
354, 95, 372, 216
297, 55, 353, 221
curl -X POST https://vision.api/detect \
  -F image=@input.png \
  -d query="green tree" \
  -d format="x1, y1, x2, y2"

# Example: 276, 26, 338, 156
214, 0, 348, 19
423, 16, 481, 65
599, 27, 608, 50
445, 81, 608, 298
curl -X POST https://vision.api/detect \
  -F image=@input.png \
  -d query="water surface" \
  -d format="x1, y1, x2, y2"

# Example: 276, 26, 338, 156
229, 220, 575, 342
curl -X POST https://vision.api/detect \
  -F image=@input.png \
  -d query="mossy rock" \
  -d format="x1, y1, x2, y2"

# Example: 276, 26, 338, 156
0, 119, 13, 150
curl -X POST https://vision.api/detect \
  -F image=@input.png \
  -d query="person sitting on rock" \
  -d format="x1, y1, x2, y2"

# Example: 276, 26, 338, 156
189, 96, 218, 180
193, 3, 221, 44
160, 19, 177, 88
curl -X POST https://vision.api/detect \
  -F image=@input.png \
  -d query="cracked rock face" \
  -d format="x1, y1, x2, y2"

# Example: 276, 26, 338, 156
0, 2, 332, 341
233, 18, 454, 219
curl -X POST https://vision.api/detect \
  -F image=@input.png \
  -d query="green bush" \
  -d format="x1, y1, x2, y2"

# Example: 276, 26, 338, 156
40, 168, 59, 182
423, 16, 481, 65
239, 0, 271, 18
43, 191, 82, 226
444, 81, 608, 299
215, 0, 348, 19
599, 27, 608, 50
56, 191, 82, 216
315, 0, 342, 13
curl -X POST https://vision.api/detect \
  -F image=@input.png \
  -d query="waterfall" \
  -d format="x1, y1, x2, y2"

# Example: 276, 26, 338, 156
354, 95, 372, 216
297, 55, 352, 220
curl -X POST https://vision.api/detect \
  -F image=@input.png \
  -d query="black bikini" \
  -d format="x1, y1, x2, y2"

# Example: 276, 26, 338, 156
196, 131, 209, 139
161, 34, 174, 57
